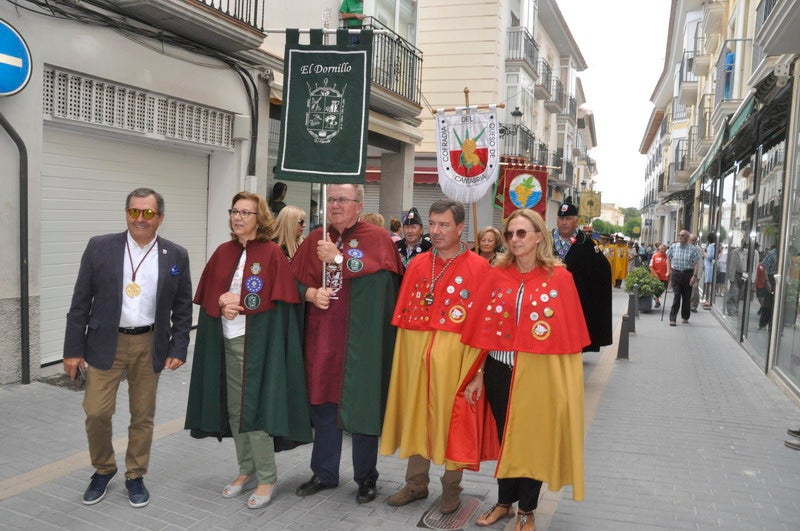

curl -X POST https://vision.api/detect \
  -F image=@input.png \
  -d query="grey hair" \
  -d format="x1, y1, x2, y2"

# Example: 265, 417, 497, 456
126, 188, 165, 214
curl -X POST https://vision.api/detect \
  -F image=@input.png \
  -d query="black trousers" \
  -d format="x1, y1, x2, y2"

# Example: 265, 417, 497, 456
669, 269, 694, 321
309, 402, 378, 486
484, 356, 543, 512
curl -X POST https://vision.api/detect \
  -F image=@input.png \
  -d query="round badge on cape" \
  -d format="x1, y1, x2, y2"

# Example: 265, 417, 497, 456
531, 320, 551, 340
348, 248, 364, 259
244, 292, 261, 310
448, 305, 466, 323
245, 275, 263, 293
347, 258, 364, 273
250, 262, 262, 275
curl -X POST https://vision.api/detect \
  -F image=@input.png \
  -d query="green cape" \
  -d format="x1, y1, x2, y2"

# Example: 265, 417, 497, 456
184, 303, 312, 448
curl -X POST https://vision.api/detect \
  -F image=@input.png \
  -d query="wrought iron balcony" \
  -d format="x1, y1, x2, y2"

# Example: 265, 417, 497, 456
499, 122, 536, 160
678, 50, 698, 105
545, 78, 564, 112
348, 18, 423, 107
506, 26, 539, 77
110, 0, 266, 52
534, 59, 552, 100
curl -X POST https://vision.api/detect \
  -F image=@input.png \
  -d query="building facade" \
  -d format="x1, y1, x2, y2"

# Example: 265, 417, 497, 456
639, 0, 800, 399
0, 0, 422, 383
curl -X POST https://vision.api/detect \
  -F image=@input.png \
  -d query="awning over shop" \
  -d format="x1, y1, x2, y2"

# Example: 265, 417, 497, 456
688, 118, 728, 186
365, 166, 438, 184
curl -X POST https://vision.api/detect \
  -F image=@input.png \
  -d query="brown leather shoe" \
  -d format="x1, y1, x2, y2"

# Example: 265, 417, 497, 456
386, 483, 429, 506
476, 503, 514, 526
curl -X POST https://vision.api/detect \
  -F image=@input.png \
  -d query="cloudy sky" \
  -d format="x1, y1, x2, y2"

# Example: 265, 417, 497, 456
557, 0, 672, 209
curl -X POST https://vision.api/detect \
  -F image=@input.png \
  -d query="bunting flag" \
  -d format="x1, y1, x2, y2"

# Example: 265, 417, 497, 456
435, 106, 500, 203
498, 164, 548, 220
275, 29, 372, 183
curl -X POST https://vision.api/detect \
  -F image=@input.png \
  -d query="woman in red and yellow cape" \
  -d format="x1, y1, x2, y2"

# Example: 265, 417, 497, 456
457, 209, 589, 531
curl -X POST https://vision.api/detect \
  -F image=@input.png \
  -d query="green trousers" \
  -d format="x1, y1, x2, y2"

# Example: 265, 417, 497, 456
224, 336, 277, 485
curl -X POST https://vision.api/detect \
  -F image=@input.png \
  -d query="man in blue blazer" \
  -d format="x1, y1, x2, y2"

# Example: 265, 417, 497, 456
63, 188, 192, 508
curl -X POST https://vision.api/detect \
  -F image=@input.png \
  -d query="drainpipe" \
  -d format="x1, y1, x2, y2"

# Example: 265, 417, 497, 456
0, 111, 30, 384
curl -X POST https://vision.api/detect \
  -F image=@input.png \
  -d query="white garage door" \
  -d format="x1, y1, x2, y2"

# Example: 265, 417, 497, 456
40, 127, 209, 365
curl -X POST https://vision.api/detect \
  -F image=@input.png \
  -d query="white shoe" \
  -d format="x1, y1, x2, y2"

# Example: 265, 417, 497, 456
248, 483, 276, 509
222, 476, 256, 498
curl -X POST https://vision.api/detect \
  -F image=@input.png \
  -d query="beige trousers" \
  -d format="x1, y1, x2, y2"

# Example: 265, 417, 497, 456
83, 331, 160, 479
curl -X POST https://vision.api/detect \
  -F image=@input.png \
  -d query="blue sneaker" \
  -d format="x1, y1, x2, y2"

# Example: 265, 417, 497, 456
125, 477, 150, 508
83, 470, 117, 505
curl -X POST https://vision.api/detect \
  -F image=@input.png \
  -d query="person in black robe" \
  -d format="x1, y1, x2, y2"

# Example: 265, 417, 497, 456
552, 202, 612, 352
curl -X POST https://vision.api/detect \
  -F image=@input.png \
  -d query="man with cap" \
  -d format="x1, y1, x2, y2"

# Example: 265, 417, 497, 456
553, 202, 613, 352
396, 207, 432, 267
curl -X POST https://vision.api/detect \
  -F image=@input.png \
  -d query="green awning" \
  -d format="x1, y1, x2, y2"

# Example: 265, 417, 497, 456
727, 95, 756, 139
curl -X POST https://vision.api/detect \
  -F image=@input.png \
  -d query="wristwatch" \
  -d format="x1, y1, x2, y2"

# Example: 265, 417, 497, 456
333, 253, 344, 265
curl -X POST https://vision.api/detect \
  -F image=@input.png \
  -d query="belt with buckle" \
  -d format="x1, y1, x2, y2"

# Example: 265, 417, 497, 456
118, 324, 155, 335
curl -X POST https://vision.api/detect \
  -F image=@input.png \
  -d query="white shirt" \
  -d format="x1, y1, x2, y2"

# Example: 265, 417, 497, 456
222, 250, 247, 339
119, 232, 159, 327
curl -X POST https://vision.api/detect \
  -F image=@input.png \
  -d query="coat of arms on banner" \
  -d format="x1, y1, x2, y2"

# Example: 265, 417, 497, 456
435, 106, 500, 203
306, 78, 347, 144
496, 164, 549, 220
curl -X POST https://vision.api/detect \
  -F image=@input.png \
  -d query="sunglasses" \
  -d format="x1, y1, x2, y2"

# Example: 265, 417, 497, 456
298, 219, 306, 226
504, 228, 537, 240
126, 208, 160, 220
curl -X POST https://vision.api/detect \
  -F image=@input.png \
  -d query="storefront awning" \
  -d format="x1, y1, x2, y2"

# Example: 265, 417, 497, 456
688, 120, 727, 187
365, 166, 438, 184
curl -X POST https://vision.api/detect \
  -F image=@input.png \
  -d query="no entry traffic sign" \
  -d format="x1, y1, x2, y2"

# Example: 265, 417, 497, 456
0, 18, 32, 97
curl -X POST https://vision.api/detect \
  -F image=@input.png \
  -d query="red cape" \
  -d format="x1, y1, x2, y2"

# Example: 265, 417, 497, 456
392, 247, 489, 333
193, 239, 300, 317
461, 265, 590, 354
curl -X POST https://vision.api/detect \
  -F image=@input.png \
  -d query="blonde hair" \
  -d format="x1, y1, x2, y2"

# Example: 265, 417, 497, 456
494, 209, 563, 272
273, 205, 306, 258
360, 212, 385, 227
474, 226, 503, 253
229, 191, 274, 242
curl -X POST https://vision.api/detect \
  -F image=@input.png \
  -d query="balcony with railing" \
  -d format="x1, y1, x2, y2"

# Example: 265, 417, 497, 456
358, 18, 423, 109
545, 77, 564, 112
672, 97, 688, 122
109, 0, 266, 52
756, 0, 798, 57
506, 26, 539, 78
559, 95, 577, 125
499, 122, 536, 160
669, 138, 692, 190
712, 39, 749, 128
533, 141, 551, 167
534, 59, 552, 100
679, 50, 699, 105
693, 94, 714, 159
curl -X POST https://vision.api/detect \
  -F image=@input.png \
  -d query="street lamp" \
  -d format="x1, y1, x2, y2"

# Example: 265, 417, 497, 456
499, 107, 524, 137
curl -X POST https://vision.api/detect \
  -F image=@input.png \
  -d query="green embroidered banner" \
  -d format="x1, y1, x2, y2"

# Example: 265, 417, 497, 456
275, 29, 372, 183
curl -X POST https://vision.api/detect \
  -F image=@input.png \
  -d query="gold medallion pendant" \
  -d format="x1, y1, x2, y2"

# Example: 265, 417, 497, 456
125, 282, 141, 298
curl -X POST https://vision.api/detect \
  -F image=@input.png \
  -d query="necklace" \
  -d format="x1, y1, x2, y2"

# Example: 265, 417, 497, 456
424, 243, 466, 305
125, 238, 158, 298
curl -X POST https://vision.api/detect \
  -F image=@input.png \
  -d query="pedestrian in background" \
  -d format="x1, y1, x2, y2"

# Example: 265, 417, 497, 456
689, 234, 705, 313
63, 188, 193, 508
649, 243, 669, 308
666, 230, 701, 326
273, 205, 307, 260
185, 192, 311, 510
396, 207, 432, 266
551, 202, 612, 352
461, 209, 589, 531
474, 225, 504, 265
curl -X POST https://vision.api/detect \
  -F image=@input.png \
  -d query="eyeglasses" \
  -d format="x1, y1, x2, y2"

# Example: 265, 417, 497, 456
298, 219, 306, 226
326, 197, 359, 205
504, 228, 537, 240
228, 209, 257, 219
126, 208, 160, 220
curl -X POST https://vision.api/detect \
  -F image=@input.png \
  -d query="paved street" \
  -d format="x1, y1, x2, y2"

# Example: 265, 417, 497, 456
1, 289, 798, 530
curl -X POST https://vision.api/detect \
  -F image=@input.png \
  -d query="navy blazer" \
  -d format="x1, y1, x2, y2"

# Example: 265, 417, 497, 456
63, 232, 193, 372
